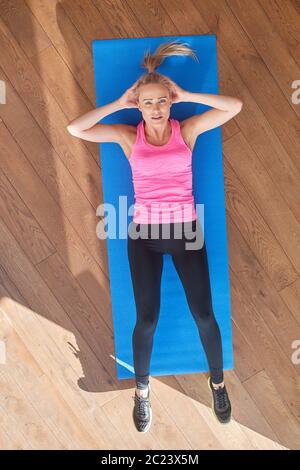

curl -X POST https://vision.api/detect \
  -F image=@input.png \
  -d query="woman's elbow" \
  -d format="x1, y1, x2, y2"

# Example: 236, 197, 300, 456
231, 99, 243, 115
235, 99, 243, 111
67, 124, 79, 136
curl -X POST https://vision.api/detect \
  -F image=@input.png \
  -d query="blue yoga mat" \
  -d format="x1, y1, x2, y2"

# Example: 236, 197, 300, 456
92, 35, 234, 382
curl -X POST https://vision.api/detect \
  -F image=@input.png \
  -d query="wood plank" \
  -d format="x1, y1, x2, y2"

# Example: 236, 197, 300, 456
0, 0, 100, 165
0, 72, 108, 275
62, 0, 112, 47
244, 369, 300, 449
258, 0, 300, 67
227, 0, 300, 118
231, 320, 264, 383
229, 262, 300, 423
29, 45, 100, 166
280, 278, 300, 326
0, 304, 100, 449
0, 20, 101, 209
0, 217, 118, 399
0, 0, 51, 58
0, 410, 33, 449
224, 156, 298, 291
224, 132, 300, 276
92, 0, 145, 37
0, 268, 129, 449
226, 207, 300, 377
0, 368, 64, 449
0, 168, 55, 265
0, 114, 111, 331
26, 0, 95, 102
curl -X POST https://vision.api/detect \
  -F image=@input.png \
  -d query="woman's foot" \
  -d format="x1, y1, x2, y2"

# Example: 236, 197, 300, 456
208, 377, 231, 424
132, 383, 152, 433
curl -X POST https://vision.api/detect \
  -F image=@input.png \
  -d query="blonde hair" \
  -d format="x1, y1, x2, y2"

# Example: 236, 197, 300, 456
134, 40, 198, 99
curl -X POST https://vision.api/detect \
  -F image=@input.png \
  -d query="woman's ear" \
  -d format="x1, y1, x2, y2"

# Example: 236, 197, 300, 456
133, 91, 140, 107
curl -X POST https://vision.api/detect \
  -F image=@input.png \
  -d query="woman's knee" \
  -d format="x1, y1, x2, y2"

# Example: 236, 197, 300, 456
134, 315, 159, 337
136, 290, 160, 316
134, 301, 160, 332
189, 300, 215, 325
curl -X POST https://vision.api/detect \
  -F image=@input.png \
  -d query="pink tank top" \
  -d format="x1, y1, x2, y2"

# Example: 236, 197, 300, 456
129, 118, 197, 224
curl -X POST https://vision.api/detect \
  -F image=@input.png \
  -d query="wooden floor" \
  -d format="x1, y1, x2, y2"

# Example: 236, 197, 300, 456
0, 0, 299, 450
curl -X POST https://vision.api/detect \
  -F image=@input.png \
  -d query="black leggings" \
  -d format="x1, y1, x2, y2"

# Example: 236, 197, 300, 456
127, 218, 224, 389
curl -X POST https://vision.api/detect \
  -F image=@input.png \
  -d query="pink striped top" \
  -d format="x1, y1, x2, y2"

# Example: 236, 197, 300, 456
129, 118, 197, 224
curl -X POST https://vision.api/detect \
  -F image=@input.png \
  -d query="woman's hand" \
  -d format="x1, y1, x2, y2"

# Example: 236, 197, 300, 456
118, 80, 140, 109
163, 77, 187, 104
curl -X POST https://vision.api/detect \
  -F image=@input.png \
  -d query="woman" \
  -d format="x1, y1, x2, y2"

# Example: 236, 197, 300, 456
67, 41, 243, 433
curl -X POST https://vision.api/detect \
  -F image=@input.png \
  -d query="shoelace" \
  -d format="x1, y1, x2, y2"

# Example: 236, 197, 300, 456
213, 385, 229, 410
133, 394, 149, 419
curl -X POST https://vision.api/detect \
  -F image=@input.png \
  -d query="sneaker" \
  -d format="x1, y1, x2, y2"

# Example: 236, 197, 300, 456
132, 383, 152, 433
208, 377, 231, 424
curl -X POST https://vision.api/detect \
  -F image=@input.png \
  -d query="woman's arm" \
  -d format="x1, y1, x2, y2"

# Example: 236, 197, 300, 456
67, 98, 124, 134
66, 79, 139, 136
183, 91, 242, 111
181, 91, 243, 138
66, 98, 130, 143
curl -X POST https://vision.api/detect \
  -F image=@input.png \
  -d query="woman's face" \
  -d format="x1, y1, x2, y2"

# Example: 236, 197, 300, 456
137, 84, 172, 124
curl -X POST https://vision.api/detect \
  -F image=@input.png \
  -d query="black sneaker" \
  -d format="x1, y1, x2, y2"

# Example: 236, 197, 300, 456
132, 383, 152, 433
208, 377, 231, 424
